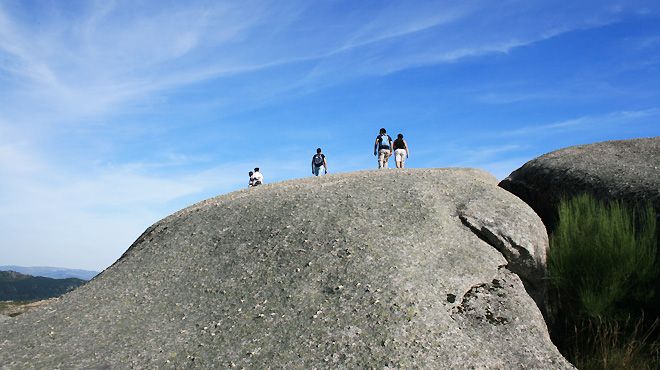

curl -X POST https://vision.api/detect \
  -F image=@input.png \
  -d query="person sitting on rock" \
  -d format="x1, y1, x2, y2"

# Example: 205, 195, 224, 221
251, 168, 264, 186
374, 128, 392, 169
311, 148, 328, 176
393, 133, 410, 169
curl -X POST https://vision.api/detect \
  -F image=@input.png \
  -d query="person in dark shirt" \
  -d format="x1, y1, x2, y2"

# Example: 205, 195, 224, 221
392, 133, 410, 168
373, 128, 392, 169
311, 148, 328, 176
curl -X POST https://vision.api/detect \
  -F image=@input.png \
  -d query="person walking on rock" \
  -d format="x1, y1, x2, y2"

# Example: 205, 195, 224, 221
251, 168, 264, 186
393, 133, 410, 169
311, 148, 328, 176
374, 128, 392, 169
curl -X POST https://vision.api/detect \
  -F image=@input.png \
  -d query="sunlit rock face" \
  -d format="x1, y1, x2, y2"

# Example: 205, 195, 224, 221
499, 137, 660, 233
0, 169, 572, 369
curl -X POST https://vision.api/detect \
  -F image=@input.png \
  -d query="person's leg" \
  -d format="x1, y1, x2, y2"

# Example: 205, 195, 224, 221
378, 150, 385, 169
383, 151, 390, 168
313, 166, 319, 176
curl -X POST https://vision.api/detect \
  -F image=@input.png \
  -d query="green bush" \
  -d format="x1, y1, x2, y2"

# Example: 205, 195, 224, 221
549, 194, 657, 319
547, 194, 658, 369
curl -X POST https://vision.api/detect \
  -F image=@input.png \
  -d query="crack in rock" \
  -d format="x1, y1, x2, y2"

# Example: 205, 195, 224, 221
457, 212, 546, 313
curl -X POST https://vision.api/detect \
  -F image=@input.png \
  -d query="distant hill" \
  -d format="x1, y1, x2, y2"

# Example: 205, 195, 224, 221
0, 271, 86, 301
0, 265, 98, 281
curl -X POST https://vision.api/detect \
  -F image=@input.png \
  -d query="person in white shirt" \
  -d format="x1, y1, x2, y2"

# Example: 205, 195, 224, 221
251, 167, 264, 186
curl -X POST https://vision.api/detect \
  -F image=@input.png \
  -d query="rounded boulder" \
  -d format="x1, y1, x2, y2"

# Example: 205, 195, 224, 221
0, 169, 572, 369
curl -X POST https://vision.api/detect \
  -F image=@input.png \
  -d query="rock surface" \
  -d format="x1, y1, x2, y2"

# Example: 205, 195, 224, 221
499, 137, 660, 232
0, 169, 572, 369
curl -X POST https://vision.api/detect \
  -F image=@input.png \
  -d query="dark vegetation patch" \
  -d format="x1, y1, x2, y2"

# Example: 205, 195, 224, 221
0, 271, 85, 301
547, 194, 658, 370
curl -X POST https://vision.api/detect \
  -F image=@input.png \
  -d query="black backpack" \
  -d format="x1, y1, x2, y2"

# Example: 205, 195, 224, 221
313, 154, 324, 166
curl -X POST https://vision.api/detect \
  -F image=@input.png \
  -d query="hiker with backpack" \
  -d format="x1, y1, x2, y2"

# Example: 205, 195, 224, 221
251, 168, 264, 186
311, 148, 328, 176
374, 128, 393, 169
393, 133, 410, 169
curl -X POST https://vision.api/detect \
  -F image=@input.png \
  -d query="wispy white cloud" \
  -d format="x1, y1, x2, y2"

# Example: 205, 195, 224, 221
477, 157, 533, 180
0, 140, 310, 269
454, 144, 524, 165
475, 90, 565, 105
298, 1, 646, 91
335, 2, 475, 54
1, 0, 658, 270
500, 108, 660, 136
2, 0, 649, 124
0, 0, 277, 121
0, 143, 43, 180
432, 143, 528, 179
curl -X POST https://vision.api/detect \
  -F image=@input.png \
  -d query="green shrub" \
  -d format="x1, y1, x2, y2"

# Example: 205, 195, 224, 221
547, 194, 658, 369
549, 194, 657, 319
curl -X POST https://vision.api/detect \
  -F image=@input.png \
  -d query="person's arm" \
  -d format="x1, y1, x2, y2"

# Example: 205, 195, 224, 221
323, 156, 328, 173
404, 139, 410, 157
374, 138, 379, 156
388, 136, 393, 153
311, 157, 315, 174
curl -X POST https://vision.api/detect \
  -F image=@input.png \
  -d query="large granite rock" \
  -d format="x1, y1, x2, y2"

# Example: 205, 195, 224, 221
499, 137, 660, 232
0, 169, 572, 369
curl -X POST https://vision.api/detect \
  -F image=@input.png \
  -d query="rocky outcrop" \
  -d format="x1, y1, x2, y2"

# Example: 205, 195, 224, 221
499, 137, 660, 329
499, 137, 660, 232
0, 169, 572, 369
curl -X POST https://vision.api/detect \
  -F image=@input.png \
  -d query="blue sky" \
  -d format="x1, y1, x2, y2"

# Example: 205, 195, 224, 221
1, 0, 659, 271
